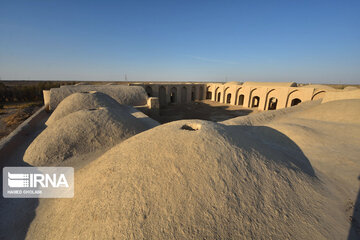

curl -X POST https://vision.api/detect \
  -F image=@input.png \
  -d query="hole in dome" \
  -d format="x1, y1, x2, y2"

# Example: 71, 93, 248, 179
180, 123, 201, 131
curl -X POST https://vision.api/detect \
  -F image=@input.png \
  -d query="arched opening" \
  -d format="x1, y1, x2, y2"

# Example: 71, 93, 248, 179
199, 86, 204, 100
238, 94, 244, 106
223, 87, 230, 103
191, 86, 195, 101
217, 92, 221, 102
234, 88, 242, 105
214, 87, 219, 101
170, 87, 177, 103
206, 86, 212, 99
268, 97, 278, 110
159, 86, 167, 106
145, 86, 152, 97
248, 88, 258, 108
291, 98, 302, 106
251, 96, 260, 108
286, 90, 303, 108
226, 93, 231, 104
181, 87, 187, 103
312, 91, 326, 100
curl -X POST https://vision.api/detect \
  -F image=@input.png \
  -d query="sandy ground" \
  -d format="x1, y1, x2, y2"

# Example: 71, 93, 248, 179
0, 102, 42, 140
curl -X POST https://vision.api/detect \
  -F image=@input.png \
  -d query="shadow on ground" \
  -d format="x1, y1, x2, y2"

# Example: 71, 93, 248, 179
151, 100, 255, 124
0, 109, 48, 240
348, 176, 360, 240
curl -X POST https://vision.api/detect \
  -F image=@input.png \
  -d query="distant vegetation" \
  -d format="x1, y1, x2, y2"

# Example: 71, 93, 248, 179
0, 81, 77, 104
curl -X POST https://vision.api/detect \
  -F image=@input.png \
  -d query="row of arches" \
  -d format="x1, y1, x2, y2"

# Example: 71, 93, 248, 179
147, 83, 325, 110
207, 86, 309, 110
208, 87, 248, 106
169, 87, 188, 104
145, 85, 205, 106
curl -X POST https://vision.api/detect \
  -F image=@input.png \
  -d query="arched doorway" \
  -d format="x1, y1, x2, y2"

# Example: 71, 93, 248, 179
170, 87, 177, 103
238, 94, 244, 106
206, 86, 212, 99
251, 96, 260, 108
312, 91, 326, 100
291, 98, 302, 106
181, 87, 187, 103
248, 88, 259, 108
214, 87, 219, 101
223, 87, 230, 104
217, 92, 221, 102
145, 86, 152, 97
268, 97, 278, 110
191, 86, 195, 101
159, 86, 167, 106
199, 86, 204, 100
226, 93, 231, 104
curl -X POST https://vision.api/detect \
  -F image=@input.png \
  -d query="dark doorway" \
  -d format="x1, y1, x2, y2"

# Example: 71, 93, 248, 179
238, 94, 244, 106
226, 93, 231, 104
170, 87, 177, 103
159, 86, 167, 106
268, 97, 278, 110
199, 86, 204, 100
145, 86, 152, 97
291, 98, 302, 106
217, 92, 221, 102
191, 87, 195, 101
251, 96, 260, 108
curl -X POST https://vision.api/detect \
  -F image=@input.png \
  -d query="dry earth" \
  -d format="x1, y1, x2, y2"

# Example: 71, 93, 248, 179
0, 102, 42, 140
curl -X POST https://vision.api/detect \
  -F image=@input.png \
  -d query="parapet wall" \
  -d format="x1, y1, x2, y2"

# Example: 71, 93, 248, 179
129, 83, 206, 107
47, 85, 148, 110
131, 81, 360, 111
43, 82, 360, 112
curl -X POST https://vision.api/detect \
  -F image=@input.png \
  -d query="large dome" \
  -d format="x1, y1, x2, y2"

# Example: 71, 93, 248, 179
26, 119, 338, 239
24, 107, 150, 166
46, 91, 124, 125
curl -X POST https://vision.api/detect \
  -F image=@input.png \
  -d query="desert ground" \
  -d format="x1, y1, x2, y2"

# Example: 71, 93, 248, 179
0, 83, 359, 239
0, 102, 42, 140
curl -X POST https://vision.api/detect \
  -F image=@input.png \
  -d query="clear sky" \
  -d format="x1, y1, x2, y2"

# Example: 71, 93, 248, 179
0, 0, 359, 83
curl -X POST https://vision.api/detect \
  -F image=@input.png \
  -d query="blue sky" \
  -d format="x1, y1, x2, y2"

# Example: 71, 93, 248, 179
0, 0, 359, 83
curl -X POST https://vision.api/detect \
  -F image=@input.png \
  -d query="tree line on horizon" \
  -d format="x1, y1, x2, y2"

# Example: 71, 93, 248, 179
0, 81, 77, 104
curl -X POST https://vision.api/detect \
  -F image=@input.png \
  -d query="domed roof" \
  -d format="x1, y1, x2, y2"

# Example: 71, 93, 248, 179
26, 119, 328, 239
46, 91, 123, 125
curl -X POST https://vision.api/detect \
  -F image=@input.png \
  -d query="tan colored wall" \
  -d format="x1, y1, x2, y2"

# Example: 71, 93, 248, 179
42, 90, 50, 111
134, 83, 207, 106
134, 82, 332, 111
45, 82, 352, 112
203, 82, 338, 111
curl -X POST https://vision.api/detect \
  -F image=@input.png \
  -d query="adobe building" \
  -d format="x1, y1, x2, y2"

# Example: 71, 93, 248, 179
43, 81, 360, 112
